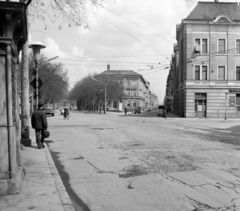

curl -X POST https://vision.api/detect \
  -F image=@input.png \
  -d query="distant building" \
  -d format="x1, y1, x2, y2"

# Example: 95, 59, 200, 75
97, 67, 151, 111
169, 0, 240, 118
164, 64, 173, 112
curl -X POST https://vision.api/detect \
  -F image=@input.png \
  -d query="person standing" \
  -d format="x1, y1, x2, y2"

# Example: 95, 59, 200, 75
124, 107, 128, 115
31, 103, 48, 149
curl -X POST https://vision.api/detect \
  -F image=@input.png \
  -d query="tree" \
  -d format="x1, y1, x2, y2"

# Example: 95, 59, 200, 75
27, 0, 111, 28
69, 74, 124, 111
149, 92, 159, 108
29, 54, 69, 105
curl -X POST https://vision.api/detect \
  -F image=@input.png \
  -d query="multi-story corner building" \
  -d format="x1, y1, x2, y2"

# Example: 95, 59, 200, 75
164, 64, 174, 112
97, 67, 151, 111
170, 0, 240, 118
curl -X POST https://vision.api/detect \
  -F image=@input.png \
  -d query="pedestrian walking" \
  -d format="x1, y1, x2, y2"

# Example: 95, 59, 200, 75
124, 107, 128, 115
31, 103, 48, 149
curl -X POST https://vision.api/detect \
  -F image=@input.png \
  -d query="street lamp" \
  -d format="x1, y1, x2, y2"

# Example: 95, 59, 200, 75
29, 44, 46, 109
91, 77, 108, 114
225, 92, 228, 120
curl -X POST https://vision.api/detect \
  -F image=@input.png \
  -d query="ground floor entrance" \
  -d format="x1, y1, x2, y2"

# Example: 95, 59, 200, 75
195, 93, 206, 118
195, 100, 206, 118
236, 94, 240, 118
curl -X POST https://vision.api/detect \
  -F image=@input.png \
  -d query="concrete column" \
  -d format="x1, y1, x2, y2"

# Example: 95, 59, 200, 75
21, 41, 31, 146
6, 43, 15, 179
14, 60, 22, 167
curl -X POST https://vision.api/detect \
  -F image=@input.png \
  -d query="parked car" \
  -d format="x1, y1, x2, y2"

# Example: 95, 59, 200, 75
157, 105, 165, 117
44, 105, 55, 116
134, 107, 141, 114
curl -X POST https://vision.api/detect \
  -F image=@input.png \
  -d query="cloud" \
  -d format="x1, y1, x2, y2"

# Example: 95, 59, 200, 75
28, 0, 203, 102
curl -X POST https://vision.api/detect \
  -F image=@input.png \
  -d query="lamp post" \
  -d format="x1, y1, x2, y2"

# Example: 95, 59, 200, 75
225, 92, 228, 120
29, 44, 46, 109
91, 77, 108, 114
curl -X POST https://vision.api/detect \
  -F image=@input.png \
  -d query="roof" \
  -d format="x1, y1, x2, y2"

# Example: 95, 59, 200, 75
97, 70, 150, 85
186, 2, 240, 21
98, 70, 142, 77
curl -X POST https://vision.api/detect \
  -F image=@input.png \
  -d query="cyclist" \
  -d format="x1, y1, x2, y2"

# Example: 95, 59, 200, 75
63, 108, 69, 119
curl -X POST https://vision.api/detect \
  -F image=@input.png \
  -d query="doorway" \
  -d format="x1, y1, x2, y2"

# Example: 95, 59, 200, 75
236, 94, 240, 118
195, 100, 206, 118
195, 93, 207, 118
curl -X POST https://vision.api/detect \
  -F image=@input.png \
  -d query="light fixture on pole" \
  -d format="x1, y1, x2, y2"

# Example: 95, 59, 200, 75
29, 44, 45, 109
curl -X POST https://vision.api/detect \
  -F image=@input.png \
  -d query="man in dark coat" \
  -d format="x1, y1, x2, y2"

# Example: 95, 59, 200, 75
31, 103, 48, 149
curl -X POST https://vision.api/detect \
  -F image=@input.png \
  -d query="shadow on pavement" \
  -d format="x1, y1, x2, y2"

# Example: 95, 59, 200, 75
120, 112, 181, 119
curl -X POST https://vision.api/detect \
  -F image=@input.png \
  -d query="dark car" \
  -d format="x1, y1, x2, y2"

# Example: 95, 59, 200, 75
157, 105, 165, 117
44, 105, 55, 116
134, 107, 141, 114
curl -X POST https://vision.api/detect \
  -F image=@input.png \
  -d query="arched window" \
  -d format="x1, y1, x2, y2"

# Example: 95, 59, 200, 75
213, 15, 231, 23
218, 17, 230, 23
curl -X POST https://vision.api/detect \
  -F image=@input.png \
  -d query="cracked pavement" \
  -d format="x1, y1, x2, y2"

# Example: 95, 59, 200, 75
46, 111, 240, 211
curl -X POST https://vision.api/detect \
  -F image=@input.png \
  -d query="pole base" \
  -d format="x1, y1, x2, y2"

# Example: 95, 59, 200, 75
21, 126, 32, 146
21, 138, 32, 147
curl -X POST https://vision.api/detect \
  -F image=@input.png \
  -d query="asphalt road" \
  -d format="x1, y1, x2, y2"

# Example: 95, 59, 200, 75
46, 110, 240, 211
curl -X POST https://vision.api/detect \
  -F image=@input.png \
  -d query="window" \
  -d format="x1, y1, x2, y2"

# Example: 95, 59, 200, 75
131, 80, 137, 86
194, 38, 208, 53
127, 80, 131, 86
133, 101, 136, 107
195, 66, 200, 80
218, 66, 225, 80
202, 66, 207, 80
218, 39, 226, 54
217, 17, 230, 23
194, 65, 208, 80
126, 90, 131, 96
202, 39, 208, 53
236, 39, 240, 54
236, 66, 240, 81
132, 90, 137, 96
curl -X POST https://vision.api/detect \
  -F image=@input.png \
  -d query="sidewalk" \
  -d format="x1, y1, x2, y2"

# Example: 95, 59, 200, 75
0, 127, 75, 211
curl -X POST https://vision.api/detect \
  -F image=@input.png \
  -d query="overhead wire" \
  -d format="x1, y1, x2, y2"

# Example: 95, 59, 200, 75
85, 7, 169, 59
171, 46, 240, 69
142, 67, 170, 75
56, 58, 161, 65
61, 54, 163, 59
96, 3, 174, 44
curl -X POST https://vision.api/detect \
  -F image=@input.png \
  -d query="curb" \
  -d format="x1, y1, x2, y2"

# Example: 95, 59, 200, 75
44, 144, 75, 211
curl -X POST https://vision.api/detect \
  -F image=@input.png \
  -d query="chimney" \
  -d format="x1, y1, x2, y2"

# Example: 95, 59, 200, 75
107, 64, 110, 71
215, 0, 219, 2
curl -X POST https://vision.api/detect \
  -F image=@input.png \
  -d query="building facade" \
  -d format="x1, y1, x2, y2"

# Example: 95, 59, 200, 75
97, 68, 151, 111
0, 1, 28, 195
168, 1, 240, 118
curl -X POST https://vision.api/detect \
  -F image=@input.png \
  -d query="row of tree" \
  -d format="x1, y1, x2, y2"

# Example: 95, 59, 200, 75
69, 74, 124, 111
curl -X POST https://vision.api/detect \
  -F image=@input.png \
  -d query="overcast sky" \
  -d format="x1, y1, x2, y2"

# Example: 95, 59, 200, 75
29, 0, 238, 102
